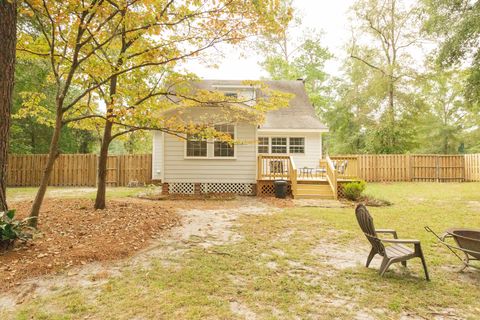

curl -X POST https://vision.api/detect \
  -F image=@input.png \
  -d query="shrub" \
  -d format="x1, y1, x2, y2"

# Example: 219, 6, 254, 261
343, 180, 366, 201
0, 209, 31, 251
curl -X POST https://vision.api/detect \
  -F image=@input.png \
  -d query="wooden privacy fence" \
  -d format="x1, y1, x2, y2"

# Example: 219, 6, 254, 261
332, 154, 480, 182
7, 154, 152, 187
6, 153, 480, 187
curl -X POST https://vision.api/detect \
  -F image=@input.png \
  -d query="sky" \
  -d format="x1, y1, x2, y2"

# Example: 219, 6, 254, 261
185, 1, 352, 80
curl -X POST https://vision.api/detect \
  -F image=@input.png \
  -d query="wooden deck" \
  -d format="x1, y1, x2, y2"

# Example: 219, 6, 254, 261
256, 155, 358, 199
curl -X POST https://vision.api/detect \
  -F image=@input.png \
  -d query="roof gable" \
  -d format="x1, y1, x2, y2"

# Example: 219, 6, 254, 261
196, 80, 328, 131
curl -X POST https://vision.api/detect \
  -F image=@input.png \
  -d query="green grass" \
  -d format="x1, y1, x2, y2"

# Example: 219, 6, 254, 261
3, 183, 480, 319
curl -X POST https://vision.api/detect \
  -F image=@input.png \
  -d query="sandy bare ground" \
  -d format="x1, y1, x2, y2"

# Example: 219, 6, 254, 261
0, 197, 280, 313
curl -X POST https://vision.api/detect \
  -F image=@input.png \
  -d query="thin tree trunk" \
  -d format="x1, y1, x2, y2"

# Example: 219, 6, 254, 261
29, 110, 63, 227
94, 74, 118, 210
388, 81, 395, 151
0, 0, 17, 212
94, 119, 113, 209
95, 11, 126, 210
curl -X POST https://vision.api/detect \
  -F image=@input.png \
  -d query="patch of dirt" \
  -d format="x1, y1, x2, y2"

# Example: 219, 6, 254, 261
0, 198, 180, 291
467, 201, 480, 212
293, 199, 350, 208
311, 240, 369, 270
137, 192, 237, 202
230, 301, 258, 320
258, 196, 295, 208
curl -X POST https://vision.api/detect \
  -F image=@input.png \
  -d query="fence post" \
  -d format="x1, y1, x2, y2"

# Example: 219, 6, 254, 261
407, 154, 411, 182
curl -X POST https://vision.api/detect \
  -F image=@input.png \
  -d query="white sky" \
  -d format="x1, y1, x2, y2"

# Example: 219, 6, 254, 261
185, 0, 352, 80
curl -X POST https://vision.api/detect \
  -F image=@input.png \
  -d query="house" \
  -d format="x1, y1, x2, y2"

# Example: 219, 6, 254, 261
152, 79, 341, 199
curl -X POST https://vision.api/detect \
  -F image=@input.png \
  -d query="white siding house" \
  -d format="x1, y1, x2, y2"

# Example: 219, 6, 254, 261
152, 80, 329, 195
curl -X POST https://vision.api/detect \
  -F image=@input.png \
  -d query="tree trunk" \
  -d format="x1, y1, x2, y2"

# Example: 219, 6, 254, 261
94, 73, 118, 210
29, 109, 63, 227
388, 81, 395, 151
94, 119, 113, 209
0, 0, 17, 212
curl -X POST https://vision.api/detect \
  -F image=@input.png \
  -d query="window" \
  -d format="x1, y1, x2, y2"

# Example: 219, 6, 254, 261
271, 137, 287, 154
289, 137, 305, 154
214, 124, 235, 157
186, 134, 207, 157
258, 137, 269, 154
224, 92, 238, 98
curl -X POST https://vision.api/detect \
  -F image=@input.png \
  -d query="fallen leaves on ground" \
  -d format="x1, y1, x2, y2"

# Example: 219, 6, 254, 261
0, 198, 180, 290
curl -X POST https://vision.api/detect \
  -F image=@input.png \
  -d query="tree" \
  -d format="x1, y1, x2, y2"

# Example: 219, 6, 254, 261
348, 0, 423, 153
256, 0, 332, 112
11, 58, 97, 154
415, 69, 472, 154
422, 0, 480, 106
0, 0, 17, 212
19, 0, 290, 223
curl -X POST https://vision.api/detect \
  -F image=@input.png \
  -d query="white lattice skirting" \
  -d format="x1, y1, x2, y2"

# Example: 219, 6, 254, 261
168, 182, 195, 194
200, 183, 254, 195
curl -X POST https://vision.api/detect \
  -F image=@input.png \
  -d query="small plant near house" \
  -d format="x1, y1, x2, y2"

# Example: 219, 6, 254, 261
0, 210, 32, 251
343, 180, 367, 201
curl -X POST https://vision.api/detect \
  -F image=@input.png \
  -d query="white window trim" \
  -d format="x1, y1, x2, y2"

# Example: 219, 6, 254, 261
257, 135, 307, 156
271, 137, 288, 154
184, 125, 237, 160
257, 136, 270, 154
289, 137, 306, 155
184, 135, 208, 159
213, 124, 237, 159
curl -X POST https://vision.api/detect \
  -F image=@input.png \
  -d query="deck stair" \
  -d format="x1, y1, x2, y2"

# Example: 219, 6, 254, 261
295, 181, 335, 199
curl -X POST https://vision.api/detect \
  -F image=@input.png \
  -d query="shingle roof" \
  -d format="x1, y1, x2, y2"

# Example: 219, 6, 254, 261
195, 80, 328, 131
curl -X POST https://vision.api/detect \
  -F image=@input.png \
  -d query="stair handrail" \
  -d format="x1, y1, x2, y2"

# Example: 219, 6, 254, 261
288, 156, 297, 197
325, 155, 338, 200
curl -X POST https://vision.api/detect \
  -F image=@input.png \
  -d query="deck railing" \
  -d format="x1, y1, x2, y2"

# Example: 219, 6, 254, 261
325, 155, 338, 200
330, 155, 359, 179
257, 155, 298, 197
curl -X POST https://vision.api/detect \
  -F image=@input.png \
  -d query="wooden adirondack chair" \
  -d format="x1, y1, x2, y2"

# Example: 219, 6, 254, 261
355, 204, 430, 280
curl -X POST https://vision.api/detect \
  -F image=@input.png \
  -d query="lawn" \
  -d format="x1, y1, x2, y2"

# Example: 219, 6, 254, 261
2, 183, 480, 319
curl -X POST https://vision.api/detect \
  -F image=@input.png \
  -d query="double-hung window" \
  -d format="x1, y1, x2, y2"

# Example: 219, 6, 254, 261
271, 137, 287, 154
186, 134, 207, 157
289, 137, 305, 154
214, 124, 235, 157
258, 137, 269, 154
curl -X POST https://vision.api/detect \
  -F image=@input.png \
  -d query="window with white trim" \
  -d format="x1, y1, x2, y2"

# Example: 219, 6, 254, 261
271, 137, 287, 154
186, 134, 207, 157
214, 124, 235, 157
258, 137, 269, 154
289, 137, 305, 154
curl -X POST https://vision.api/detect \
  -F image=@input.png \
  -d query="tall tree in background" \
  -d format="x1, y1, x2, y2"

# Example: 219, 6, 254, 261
423, 0, 480, 107
0, 0, 17, 212
417, 69, 473, 154
416, 69, 473, 154
348, 0, 422, 153
256, 0, 332, 113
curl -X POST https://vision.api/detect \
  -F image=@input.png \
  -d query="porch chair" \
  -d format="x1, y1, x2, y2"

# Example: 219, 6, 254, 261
355, 204, 430, 280
338, 160, 348, 175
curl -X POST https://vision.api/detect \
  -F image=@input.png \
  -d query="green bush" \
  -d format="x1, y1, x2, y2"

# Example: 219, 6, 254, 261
0, 209, 31, 251
343, 180, 366, 201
